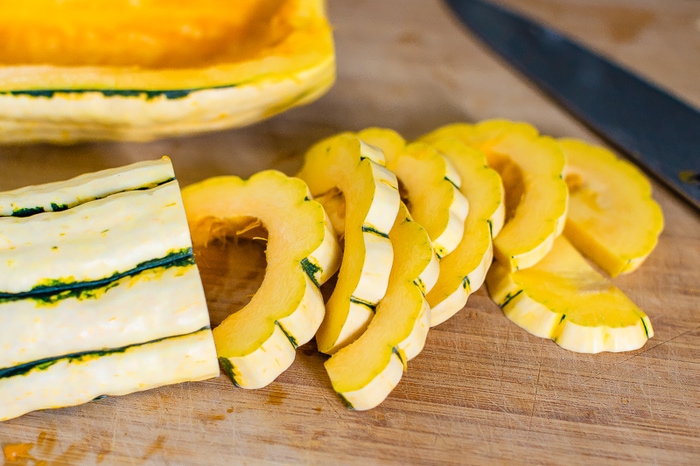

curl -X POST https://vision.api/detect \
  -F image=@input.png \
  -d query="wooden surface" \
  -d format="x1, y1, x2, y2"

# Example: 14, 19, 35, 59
2, 0, 700, 464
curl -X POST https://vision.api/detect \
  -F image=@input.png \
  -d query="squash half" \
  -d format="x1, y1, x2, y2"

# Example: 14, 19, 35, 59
0, 0, 335, 143
182, 170, 341, 388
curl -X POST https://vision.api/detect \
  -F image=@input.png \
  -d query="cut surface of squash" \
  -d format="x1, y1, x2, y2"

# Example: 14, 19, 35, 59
421, 120, 568, 272
297, 134, 400, 354
182, 170, 341, 388
0, 158, 218, 422
486, 235, 653, 354
420, 138, 505, 326
324, 203, 435, 410
560, 138, 664, 277
0, 0, 334, 143
358, 128, 469, 259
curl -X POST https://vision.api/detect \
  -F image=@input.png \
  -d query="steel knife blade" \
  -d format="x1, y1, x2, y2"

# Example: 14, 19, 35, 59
444, 0, 700, 211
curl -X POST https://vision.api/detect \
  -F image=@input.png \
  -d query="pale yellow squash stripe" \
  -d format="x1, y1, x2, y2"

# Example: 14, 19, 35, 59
559, 138, 664, 277
0, 180, 192, 294
182, 170, 341, 388
421, 120, 568, 271
325, 204, 435, 410
358, 128, 470, 258
419, 138, 505, 326
486, 235, 653, 354
0, 329, 218, 422
0, 157, 175, 216
297, 134, 400, 354
0, 263, 209, 369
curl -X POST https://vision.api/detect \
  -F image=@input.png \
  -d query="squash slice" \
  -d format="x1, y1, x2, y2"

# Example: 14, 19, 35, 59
325, 204, 436, 410
0, 158, 218, 422
182, 170, 341, 388
560, 139, 664, 277
420, 138, 505, 326
0, 0, 335, 143
297, 134, 400, 354
421, 120, 568, 271
486, 235, 653, 353
358, 128, 470, 259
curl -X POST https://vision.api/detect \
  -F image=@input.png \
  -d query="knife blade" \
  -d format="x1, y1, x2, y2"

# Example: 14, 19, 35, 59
444, 0, 700, 211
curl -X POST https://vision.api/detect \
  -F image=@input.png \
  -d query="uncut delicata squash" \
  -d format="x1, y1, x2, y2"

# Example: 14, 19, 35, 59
0, 0, 335, 143
182, 170, 341, 389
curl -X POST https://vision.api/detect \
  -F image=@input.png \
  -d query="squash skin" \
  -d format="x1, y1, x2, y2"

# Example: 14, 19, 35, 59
486, 235, 653, 353
418, 138, 505, 326
559, 138, 664, 277
0, 0, 335, 143
421, 120, 568, 272
297, 134, 401, 354
182, 170, 341, 388
324, 204, 436, 410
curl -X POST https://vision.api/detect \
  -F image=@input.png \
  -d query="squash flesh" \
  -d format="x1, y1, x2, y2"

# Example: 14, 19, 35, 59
560, 139, 664, 277
0, 1, 296, 69
182, 170, 341, 388
486, 235, 653, 353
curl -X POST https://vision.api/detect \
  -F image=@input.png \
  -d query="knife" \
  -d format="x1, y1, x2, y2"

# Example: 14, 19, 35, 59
443, 0, 700, 211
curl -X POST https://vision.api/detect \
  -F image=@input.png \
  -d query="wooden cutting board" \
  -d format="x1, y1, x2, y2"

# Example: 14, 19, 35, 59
1, 0, 699, 464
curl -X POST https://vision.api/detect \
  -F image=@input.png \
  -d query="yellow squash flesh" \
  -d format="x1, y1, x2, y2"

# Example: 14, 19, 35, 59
358, 128, 470, 259
421, 120, 568, 271
181, 170, 341, 388
0, 0, 335, 143
420, 138, 505, 326
324, 204, 436, 410
486, 235, 653, 353
560, 138, 664, 277
296, 134, 401, 354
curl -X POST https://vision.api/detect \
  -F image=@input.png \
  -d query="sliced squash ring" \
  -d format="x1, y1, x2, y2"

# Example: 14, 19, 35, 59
419, 138, 505, 326
182, 170, 341, 388
358, 128, 470, 259
325, 203, 436, 410
560, 138, 664, 277
421, 120, 568, 271
297, 133, 401, 354
486, 235, 653, 353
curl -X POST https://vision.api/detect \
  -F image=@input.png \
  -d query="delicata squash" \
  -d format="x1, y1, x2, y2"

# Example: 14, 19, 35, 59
0, 0, 335, 143
0, 158, 219, 422
182, 170, 341, 388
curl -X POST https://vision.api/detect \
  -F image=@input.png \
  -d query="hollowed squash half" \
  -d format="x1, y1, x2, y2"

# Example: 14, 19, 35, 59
0, 0, 335, 143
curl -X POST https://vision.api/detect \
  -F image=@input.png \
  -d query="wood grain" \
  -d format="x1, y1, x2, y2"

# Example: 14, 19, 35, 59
1, 0, 700, 464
